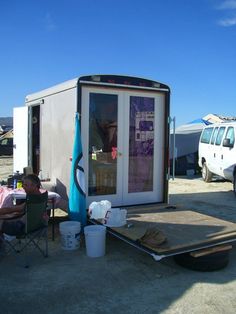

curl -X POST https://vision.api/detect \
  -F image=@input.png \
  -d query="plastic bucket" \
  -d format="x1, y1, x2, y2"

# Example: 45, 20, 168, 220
84, 225, 106, 257
59, 221, 81, 250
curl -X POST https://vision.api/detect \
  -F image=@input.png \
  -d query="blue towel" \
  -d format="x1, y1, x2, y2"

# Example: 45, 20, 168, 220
69, 113, 86, 228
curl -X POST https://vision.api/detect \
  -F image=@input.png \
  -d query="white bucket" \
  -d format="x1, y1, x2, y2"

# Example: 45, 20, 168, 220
84, 225, 106, 257
59, 221, 81, 250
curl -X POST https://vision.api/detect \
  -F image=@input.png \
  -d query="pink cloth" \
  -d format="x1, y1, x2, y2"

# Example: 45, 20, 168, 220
0, 186, 65, 210
0, 186, 15, 208
0, 187, 26, 208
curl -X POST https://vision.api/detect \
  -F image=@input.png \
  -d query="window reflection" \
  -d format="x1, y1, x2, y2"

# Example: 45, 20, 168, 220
128, 96, 154, 193
88, 93, 117, 196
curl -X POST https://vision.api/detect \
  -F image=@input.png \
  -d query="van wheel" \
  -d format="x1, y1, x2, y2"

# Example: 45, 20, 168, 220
202, 163, 213, 182
174, 250, 230, 272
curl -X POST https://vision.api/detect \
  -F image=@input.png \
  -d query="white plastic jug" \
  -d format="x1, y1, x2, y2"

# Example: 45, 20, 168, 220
105, 208, 127, 227
88, 200, 111, 219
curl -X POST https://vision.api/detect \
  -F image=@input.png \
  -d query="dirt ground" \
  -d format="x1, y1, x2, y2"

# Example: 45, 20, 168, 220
1, 157, 236, 314
0, 156, 13, 183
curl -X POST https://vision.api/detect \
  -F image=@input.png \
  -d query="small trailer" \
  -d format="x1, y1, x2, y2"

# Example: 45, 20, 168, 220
14, 74, 236, 268
14, 74, 170, 207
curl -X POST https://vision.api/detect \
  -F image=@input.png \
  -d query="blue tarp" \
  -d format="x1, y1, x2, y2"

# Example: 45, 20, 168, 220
188, 118, 212, 125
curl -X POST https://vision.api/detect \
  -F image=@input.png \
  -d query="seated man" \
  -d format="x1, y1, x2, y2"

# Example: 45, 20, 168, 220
0, 174, 45, 238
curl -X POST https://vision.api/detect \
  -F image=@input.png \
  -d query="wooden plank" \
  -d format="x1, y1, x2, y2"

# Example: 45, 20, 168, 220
190, 244, 233, 258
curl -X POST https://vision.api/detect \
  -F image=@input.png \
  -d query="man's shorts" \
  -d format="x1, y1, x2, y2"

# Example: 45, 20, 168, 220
2, 220, 25, 236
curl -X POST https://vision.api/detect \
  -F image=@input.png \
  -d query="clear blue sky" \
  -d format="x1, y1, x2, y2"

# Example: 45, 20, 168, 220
1, 0, 236, 126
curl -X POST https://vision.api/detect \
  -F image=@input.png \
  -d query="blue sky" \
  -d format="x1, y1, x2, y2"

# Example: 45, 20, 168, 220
0, 0, 236, 126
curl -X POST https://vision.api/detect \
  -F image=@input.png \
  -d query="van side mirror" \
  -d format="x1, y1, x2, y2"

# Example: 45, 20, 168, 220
223, 138, 234, 148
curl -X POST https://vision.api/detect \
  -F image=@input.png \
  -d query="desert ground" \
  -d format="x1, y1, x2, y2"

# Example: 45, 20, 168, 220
1, 156, 236, 314
0, 156, 13, 183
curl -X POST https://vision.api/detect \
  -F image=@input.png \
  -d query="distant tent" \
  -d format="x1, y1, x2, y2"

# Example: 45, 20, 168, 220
171, 118, 211, 157
170, 118, 211, 175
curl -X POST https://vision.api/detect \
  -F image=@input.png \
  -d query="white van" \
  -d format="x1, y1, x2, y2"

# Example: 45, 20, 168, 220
198, 122, 236, 194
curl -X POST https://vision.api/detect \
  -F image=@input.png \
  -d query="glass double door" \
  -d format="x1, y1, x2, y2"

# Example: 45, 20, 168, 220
82, 87, 165, 207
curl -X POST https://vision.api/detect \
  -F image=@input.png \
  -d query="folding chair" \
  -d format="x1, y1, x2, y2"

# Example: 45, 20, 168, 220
4, 191, 49, 267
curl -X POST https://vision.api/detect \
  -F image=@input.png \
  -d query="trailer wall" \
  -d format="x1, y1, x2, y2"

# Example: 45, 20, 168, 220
26, 85, 77, 199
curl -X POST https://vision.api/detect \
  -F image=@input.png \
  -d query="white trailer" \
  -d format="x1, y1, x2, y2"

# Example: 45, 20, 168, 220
14, 74, 170, 208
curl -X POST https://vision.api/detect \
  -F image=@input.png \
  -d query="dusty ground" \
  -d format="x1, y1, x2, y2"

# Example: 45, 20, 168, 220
0, 156, 13, 183
169, 175, 236, 222
1, 157, 236, 314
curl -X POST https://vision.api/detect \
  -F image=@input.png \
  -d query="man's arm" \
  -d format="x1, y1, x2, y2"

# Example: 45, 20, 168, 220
0, 202, 25, 215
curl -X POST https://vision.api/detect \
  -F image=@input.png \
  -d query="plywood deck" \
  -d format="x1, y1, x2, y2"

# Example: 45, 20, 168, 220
91, 204, 236, 256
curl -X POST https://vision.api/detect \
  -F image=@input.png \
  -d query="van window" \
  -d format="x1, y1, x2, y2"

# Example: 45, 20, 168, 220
210, 127, 219, 144
225, 127, 235, 146
215, 127, 226, 145
200, 127, 214, 144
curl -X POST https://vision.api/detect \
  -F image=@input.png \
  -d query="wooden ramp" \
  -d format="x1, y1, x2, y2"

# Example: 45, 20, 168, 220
90, 204, 236, 260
